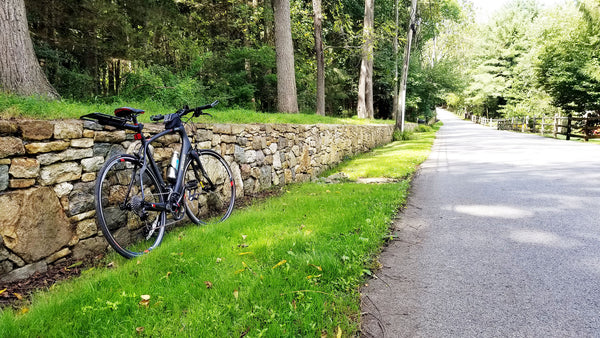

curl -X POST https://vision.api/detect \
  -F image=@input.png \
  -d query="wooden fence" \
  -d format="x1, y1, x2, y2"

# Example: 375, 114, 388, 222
469, 114, 600, 141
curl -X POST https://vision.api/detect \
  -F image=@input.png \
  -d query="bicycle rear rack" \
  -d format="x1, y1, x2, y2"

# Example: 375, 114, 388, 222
81, 112, 140, 131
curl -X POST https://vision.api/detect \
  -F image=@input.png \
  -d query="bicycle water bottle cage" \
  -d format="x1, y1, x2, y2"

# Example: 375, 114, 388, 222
114, 107, 145, 120
164, 113, 181, 129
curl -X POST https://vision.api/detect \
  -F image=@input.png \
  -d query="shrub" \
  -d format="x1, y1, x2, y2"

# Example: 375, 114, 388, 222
393, 129, 413, 141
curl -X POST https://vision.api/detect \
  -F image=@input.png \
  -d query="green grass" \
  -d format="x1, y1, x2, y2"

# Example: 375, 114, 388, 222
329, 123, 441, 180
0, 93, 392, 125
0, 126, 439, 337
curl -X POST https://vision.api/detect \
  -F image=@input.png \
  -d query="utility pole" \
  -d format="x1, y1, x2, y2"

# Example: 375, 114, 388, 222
396, 0, 418, 132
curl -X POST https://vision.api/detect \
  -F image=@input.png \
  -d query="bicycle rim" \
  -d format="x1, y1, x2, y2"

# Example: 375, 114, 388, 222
183, 150, 235, 224
95, 154, 166, 258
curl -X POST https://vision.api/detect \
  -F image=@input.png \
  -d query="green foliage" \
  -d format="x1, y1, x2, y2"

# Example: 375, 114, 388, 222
119, 66, 205, 108
533, 1, 600, 112
447, 0, 600, 118
393, 129, 413, 141
20, 0, 468, 117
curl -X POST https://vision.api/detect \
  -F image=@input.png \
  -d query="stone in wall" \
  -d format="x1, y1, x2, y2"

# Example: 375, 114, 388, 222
19, 120, 54, 140
68, 182, 95, 216
0, 136, 25, 158
25, 140, 69, 154
54, 120, 83, 139
0, 120, 18, 135
9, 157, 40, 178
94, 130, 126, 143
81, 156, 104, 172
39, 162, 82, 185
0, 187, 72, 263
73, 237, 106, 260
0, 261, 48, 283
0, 165, 8, 191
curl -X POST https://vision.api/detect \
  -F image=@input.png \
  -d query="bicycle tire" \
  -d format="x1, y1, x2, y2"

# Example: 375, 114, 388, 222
183, 150, 236, 224
95, 154, 166, 258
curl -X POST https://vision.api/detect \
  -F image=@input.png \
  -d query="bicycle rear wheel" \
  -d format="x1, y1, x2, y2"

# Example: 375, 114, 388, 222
183, 150, 235, 224
95, 154, 166, 258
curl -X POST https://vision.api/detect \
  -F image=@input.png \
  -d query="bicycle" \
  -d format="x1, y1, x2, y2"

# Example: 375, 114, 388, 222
81, 101, 236, 258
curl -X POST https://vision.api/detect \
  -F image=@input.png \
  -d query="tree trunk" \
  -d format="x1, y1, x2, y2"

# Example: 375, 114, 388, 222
0, 0, 59, 99
397, 0, 418, 132
273, 0, 299, 113
264, 0, 275, 46
357, 0, 374, 119
392, 0, 399, 121
312, 0, 325, 116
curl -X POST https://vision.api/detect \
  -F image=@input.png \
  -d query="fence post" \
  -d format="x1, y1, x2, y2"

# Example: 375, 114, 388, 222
541, 117, 545, 136
531, 116, 536, 133
553, 115, 558, 138
566, 114, 572, 140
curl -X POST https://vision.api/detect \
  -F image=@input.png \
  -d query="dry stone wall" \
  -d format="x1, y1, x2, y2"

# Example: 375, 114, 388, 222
0, 118, 393, 282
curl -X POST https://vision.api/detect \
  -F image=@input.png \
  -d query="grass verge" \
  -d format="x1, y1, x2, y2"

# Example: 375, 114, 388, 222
328, 123, 441, 180
0, 127, 439, 337
0, 93, 392, 126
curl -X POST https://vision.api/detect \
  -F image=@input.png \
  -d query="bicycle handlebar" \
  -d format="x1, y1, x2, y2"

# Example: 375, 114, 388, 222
150, 114, 164, 121
150, 100, 219, 122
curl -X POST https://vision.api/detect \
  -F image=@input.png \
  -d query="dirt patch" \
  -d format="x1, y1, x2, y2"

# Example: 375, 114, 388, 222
355, 177, 400, 184
0, 257, 101, 309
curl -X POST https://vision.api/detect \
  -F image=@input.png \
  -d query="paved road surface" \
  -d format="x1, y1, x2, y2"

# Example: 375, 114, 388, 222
361, 109, 600, 337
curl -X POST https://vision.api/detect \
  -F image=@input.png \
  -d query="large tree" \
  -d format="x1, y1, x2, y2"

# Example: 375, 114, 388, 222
312, 0, 325, 116
273, 0, 299, 113
0, 0, 58, 98
357, 0, 374, 119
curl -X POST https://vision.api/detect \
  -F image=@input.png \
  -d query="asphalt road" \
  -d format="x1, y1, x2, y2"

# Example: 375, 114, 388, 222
361, 109, 600, 337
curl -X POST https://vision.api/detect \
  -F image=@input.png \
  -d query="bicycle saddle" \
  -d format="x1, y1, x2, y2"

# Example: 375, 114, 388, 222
114, 107, 145, 118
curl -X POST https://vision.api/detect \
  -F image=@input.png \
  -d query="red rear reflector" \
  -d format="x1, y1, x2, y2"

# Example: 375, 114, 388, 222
230, 180, 234, 187
120, 159, 125, 162
134, 133, 142, 140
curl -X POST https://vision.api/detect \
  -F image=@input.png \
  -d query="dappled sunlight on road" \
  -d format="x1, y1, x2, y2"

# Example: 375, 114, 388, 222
509, 229, 583, 248
448, 204, 534, 219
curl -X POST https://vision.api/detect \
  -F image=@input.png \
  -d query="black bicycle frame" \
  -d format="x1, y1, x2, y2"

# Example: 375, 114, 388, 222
138, 125, 193, 213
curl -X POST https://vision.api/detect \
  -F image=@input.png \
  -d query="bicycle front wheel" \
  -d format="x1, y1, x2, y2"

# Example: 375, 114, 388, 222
95, 154, 166, 258
183, 150, 235, 224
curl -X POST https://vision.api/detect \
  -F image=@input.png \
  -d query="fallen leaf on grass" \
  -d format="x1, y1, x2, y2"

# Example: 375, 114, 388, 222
68, 261, 83, 269
204, 281, 213, 289
336, 326, 342, 338
0, 288, 6, 295
136, 327, 144, 334
309, 264, 322, 271
238, 252, 253, 256
139, 295, 151, 307
272, 260, 287, 269
233, 290, 239, 300
13, 293, 23, 300
17, 307, 29, 315
306, 274, 322, 280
